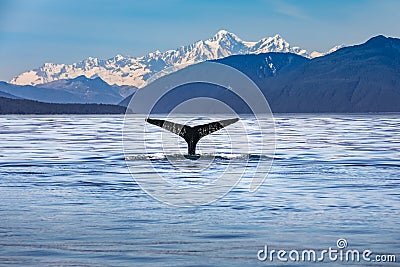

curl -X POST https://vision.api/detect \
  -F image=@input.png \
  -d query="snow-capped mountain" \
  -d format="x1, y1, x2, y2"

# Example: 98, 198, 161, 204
10, 30, 336, 87
310, 44, 346, 58
121, 35, 400, 113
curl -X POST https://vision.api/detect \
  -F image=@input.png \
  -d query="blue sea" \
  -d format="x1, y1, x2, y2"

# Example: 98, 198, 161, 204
0, 114, 399, 266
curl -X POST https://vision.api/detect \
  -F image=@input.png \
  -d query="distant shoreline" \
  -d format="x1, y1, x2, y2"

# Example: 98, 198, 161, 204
1, 95, 399, 115
0, 97, 128, 115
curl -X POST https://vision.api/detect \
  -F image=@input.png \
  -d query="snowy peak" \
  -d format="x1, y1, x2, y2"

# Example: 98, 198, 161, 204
253, 34, 308, 57
10, 30, 342, 87
207, 30, 243, 45
327, 44, 346, 54
310, 44, 346, 58
254, 35, 288, 52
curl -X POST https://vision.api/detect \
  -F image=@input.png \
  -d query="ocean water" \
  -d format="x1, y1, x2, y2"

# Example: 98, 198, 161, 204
0, 114, 399, 266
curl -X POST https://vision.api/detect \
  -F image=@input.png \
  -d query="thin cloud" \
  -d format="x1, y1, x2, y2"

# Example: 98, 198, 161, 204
270, 0, 311, 21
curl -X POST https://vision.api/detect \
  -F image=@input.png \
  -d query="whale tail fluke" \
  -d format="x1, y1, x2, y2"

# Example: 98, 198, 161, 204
145, 118, 239, 156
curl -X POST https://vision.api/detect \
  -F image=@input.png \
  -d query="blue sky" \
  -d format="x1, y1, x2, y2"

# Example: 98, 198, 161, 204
0, 0, 399, 81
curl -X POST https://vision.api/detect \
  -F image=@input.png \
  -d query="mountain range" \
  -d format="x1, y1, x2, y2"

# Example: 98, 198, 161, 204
262, 35, 400, 112
9, 30, 340, 88
121, 35, 400, 113
1, 32, 399, 113
0, 76, 136, 104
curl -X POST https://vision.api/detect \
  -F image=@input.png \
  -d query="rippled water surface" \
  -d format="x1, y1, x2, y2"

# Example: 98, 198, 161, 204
0, 114, 399, 266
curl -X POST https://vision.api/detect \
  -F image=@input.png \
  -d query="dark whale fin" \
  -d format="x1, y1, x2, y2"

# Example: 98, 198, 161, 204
145, 118, 239, 156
